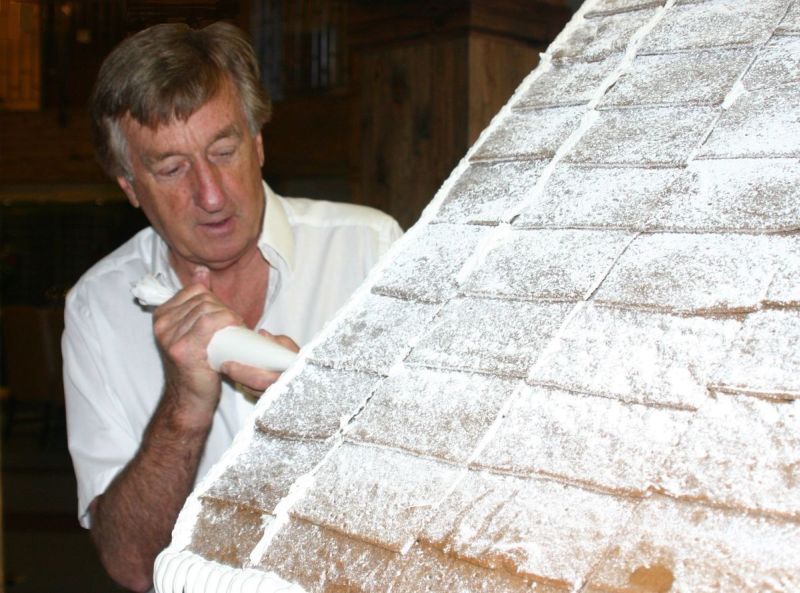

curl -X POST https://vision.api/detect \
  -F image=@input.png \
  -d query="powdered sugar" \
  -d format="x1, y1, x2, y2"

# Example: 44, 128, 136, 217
658, 393, 800, 518
594, 232, 777, 313
531, 304, 741, 409
475, 384, 692, 495
462, 229, 634, 301
420, 470, 635, 590
585, 496, 800, 593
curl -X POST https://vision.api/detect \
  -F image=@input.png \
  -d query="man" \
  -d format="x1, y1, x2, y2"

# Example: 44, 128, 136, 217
62, 21, 402, 592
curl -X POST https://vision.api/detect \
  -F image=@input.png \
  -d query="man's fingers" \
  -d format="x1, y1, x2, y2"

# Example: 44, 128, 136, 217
221, 361, 281, 395
257, 329, 300, 353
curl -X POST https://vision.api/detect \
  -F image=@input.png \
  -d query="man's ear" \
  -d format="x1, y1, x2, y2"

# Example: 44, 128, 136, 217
117, 176, 140, 208
255, 132, 265, 167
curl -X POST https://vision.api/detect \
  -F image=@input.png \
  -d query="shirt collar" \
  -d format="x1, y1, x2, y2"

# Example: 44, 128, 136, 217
259, 180, 295, 272
149, 179, 296, 289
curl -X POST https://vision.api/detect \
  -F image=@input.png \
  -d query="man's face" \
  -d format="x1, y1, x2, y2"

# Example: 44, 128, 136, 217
117, 80, 265, 274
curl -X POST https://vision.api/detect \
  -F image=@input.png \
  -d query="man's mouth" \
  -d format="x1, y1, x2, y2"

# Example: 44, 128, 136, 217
199, 216, 234, 232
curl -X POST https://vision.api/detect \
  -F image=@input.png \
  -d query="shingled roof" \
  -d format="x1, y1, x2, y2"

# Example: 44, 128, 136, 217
155, 1, 800, 591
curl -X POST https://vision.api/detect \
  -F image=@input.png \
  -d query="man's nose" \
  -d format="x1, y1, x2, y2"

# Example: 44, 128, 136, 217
192, 160, 225, 212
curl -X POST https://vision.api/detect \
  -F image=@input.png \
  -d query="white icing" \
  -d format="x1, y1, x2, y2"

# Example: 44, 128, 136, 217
131, 273, 176, 306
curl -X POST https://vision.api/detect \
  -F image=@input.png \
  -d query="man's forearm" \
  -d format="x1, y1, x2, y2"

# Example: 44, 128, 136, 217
90, 389, 213, 593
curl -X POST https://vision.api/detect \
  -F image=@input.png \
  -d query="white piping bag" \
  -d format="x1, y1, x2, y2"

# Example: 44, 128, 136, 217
132, 274, 297, 372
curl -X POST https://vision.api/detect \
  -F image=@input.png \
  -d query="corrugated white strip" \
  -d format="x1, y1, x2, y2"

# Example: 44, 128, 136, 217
155, 551, 306, 593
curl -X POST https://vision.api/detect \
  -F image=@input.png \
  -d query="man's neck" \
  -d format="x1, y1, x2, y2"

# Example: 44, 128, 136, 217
172, 249, 270, 329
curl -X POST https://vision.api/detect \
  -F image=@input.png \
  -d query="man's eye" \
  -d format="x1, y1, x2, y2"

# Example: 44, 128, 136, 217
214, 149, 236, 158
155, 160, 186, 177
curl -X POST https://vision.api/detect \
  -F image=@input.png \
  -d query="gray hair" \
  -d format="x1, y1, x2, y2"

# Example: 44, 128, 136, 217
90, 21, 271, 179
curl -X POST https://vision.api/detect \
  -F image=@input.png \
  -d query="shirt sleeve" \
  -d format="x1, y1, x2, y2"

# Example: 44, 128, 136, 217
377, 215, 404, 258
62, 286, 140, 528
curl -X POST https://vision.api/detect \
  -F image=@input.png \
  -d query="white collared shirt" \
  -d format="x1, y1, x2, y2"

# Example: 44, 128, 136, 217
63, 182, 402, 527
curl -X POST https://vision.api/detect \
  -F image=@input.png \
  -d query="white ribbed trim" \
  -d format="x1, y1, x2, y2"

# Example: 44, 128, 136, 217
154, 551, 306, 593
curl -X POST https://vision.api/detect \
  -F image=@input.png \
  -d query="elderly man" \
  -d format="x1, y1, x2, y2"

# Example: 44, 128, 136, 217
63, 21, 401, 592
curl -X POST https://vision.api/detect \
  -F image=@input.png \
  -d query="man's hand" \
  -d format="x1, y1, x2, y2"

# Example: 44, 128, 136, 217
152, 266, 243, 424
156, 266, 300, 403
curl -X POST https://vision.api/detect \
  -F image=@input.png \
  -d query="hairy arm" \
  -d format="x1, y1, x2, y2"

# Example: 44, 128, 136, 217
89, 383, 213, 592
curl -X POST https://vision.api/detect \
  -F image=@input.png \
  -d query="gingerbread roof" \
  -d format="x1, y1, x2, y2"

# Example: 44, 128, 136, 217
155, 1, 800, 591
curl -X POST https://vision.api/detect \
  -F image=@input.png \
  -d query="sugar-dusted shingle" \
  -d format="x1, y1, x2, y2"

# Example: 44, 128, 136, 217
657, 394, 800, 519
639, 0, 788, 53
255, 364, 383, 440
290, 442, 462, 552
475, 385, 692, 495
564, 106, 718, 166
649, 158, 800, 232
392, 543, 544, 593
203, 433, 328, 513
372, 224, 487, 303
407, 298, 572, 378
594, 232, 776, 314
531, 304, 741, 409
471, 107, 584, 161
515, 57, 621, 109
777, 0, 800, 34
764, 236, 800, 306
256, 518, 404, 593
462, 229, 634, 301
699, 85, 800, 158
516, 165, 680, 230
585, 0, 663, 18
549, 9, 656, 63
188, 498, 270, 568
584, 497, 800, 593
346, 367, 517, 464
420, 470, 635, 591
307, 294, 438, 375
743, 36, 800, 90
599, 48, 753, 108
432, 160, 546, 225
711, 309, 800, 400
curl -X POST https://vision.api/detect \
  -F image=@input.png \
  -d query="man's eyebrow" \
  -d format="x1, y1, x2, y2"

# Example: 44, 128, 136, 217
210, 124, 242, 144
142, 124, 243, 166
142, 150, 180, 167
